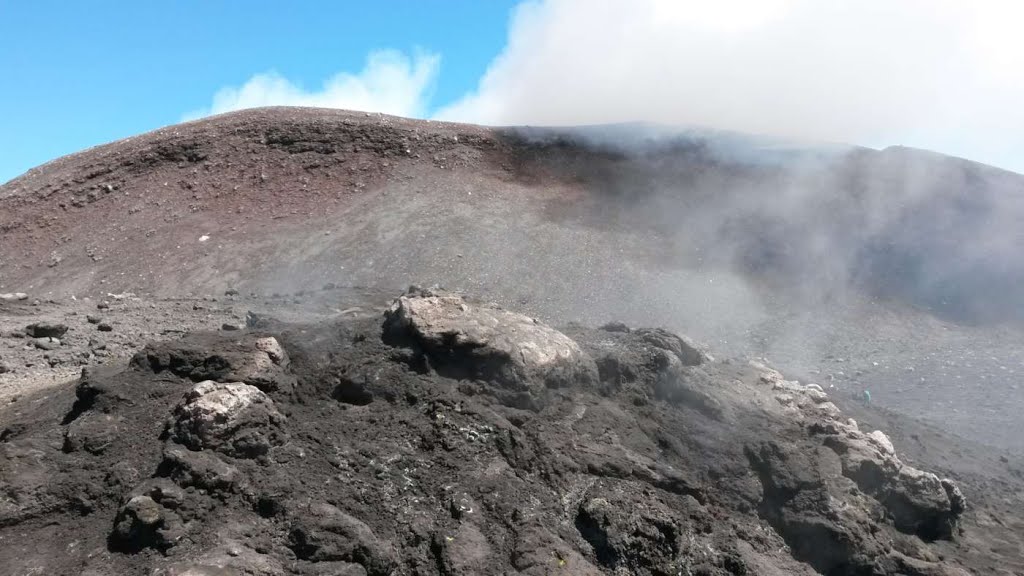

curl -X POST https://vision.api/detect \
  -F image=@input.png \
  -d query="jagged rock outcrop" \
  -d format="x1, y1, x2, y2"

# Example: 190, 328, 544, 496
0, 292, 976, 575
168, 380, 286, 458
132, 333, 294, 393
383, 288, 598, 410
814, 417, 965, 541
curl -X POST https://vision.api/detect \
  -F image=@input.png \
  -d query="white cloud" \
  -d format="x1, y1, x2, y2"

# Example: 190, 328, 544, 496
437, 0, 1024, 172
185, 49, 440, 121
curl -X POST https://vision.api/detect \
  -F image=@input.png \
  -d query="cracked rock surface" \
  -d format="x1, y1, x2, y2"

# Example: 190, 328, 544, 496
0, 291, 1016, 575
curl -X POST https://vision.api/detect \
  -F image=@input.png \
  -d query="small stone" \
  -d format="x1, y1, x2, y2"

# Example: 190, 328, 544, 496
97, 323, 114, 332
805, 389, 830, 403
112, 493, 185, 551
125, 495, 162, 526
33, 337, 62, 351
0, 292, 29, 301
868, 430, 896, 456
254, 337, 286, 364
86, 315, 102, 324
97, 302, 110, 310
774, 393, 795, 406
599, 321, 631, 333
225, 289, 239, 297
25, 322, 69, 338
221, 323, 241, 331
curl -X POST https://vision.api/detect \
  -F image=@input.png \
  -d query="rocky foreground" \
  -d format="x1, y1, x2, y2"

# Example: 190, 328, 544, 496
0, 290, 991, 575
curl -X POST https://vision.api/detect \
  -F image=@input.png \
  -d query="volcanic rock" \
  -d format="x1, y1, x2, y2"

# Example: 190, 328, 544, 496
816, 419, 964, 541
0, 293, 993, 574
158, 446, 242, 493
0, 441, 64, 527
112, 481, 187, 552
287, 502, 398, 574
382, 289, 598, 410
32, 337, 61, 351
25, 322, 68, 338
633, 327, 711, 366
132, 332, 294, 392
168, 380, 286, 458
62, 412, 122, 454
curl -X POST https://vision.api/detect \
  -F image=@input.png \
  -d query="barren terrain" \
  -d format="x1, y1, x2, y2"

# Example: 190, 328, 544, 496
2, 108, 1024, 574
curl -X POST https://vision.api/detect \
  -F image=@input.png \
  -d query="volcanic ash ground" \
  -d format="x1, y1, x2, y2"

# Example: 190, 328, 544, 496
0, 290, 976, 575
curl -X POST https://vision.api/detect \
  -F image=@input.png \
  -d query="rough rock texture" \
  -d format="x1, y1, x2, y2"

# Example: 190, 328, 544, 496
25, 321, 69, 339
0, 292, 1004, 576
3, 107, 1024, 464
814, 418, 964, 541
287, 502, 399, 573
132, 332, 294, 393
383, 288, 598, 410
169, 380, 286, 458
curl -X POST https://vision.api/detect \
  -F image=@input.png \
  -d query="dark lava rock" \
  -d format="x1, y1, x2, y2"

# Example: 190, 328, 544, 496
288, 502, 398, 574
131, 332, 294, 393
86, 315, 102, 325
97, 322, 113, 332
158, 446, 241, 493
25, 322, 68, 339
0, 293, 983, 575
62, 413, 121, 454
111, 482, 187, 552
634, 327, 711, 366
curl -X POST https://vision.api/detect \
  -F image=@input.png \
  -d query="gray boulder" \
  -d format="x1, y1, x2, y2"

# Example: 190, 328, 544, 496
169, 381, 286, 458
32, 337, 61, 351
819, 420, 965, 540
132, 333, 293, 393
25, 322, 68, 339
160, 446, 241, 492
111, 481, 187, 552
633, 327, 710, 366
383, 290, 597, 409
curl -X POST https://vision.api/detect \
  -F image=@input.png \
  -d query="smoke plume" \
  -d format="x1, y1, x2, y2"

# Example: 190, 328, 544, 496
439, 0, 1024, 174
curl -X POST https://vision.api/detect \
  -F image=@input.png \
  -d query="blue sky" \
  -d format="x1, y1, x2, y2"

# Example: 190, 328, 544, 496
3, 1, 1022, 182
0, 0, 516, 183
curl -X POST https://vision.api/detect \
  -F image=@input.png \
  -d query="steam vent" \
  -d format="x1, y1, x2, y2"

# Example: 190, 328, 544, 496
2, 109, 1024, 574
